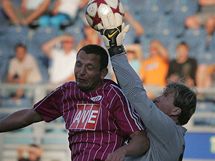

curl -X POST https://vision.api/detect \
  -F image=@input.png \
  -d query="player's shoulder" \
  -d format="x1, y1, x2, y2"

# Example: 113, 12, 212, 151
104, 79, 123, 94
104, 79, 119, 88
60, 81, 77, 90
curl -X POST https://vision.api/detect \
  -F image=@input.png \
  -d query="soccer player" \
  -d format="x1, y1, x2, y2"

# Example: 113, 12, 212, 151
99, 16, 197, 161
0, 44, 149, 161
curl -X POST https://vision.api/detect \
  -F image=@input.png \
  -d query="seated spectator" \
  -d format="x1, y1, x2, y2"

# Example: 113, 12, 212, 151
7, 43, 42, 100
166, 42, 198, 87
140, 40, 169, 87
17, 144, 43, 161
77, 24, 101, 50
185, 0, 215, 31
1, 0, 50, 26
126, 43, 143, 76
42, 34, 77, 84
38, 0, 88, 29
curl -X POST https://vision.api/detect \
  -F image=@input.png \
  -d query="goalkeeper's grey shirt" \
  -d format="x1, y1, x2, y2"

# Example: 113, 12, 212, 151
111, 53, 186, 161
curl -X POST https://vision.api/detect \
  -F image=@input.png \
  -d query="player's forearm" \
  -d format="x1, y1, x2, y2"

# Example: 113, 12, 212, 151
0, 109, 42, 132
111, 51, 145, 98
105, 131, 149, 161
125, 131, 149, 156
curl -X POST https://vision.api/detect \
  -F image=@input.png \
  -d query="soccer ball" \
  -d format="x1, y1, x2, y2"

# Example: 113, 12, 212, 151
85, 0, 125, 31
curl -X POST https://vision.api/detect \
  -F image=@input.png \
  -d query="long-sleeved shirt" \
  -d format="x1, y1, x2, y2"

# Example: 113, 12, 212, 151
111, 53, 186, 161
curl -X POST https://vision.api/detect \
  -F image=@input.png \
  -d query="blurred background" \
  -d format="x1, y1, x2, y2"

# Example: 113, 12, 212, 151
0, 0, 215, 161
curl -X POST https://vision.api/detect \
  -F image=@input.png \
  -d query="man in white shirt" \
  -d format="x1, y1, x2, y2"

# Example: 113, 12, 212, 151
42, 34, 77, 84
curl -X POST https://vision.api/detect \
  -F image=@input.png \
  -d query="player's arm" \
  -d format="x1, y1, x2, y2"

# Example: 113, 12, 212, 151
0, 109, 43, 132
99, 15, 178, 141
105, 130, 149, 161
41, 35, 70, 58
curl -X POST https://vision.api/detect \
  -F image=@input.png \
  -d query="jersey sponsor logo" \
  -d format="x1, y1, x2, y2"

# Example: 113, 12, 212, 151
69, 104, 100, 130
90, 95, 102, 102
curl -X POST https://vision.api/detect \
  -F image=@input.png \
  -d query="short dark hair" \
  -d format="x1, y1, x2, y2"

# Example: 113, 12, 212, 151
176, 41, 189, 50
78, 44, 109, 70
166, 83, 196, 125
15, 43, 27, 51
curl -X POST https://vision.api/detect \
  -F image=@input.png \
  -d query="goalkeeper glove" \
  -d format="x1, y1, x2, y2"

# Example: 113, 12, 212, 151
100, 23, 129, 57
100, 23, 129, 48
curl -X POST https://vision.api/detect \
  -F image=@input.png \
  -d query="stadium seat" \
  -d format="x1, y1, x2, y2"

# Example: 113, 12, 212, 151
172, 0, 198, 24
181, 28, 206, 58
208, 32, 215, 53
0, 57, 10, 82
4, 127, 34, 144
154, 14, 177, 46
158, 0, 175, 14
0, 97, 33, 108
42, 128, 68, 144
4, 26, 29, 45
137, 0, 161, 37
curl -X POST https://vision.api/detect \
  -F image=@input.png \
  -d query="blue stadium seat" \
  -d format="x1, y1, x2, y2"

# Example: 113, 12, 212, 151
181, 28, 206, 58
158, 0, 175, 14
137, 0, 161, 37
123, 0, 147, 16
64, 23, 84, 43
0, 97, 33, 108
31, 27, 60, 47
37, 58, 49, 83
208, 32, 215, 53
172, 0, 198, 24
154, 14, 177, 46
4, 26, 29, 45
0, 57, 10, 82
0, 37, 14, 59
166, 37, 183, 59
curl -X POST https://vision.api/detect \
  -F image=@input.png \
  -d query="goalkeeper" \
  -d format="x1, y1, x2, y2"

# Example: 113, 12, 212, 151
99, 14, 197, 161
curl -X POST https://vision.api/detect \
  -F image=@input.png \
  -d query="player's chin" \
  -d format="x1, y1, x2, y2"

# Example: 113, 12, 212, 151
77, 83, 89, 92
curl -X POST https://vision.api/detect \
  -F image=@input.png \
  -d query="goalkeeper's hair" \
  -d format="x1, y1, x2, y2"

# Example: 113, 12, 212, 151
78, 44, 109, 70
166, 83, 197, 125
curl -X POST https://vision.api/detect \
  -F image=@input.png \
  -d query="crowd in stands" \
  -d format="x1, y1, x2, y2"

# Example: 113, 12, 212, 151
0, 0, 215, 106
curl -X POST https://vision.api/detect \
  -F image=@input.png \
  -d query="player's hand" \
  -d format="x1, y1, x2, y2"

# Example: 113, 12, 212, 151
105, 148, 127, 161
100, 23, 129, 48
99, 12, 129, 48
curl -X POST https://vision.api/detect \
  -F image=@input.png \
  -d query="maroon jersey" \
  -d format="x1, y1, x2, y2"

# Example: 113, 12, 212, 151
34, 79, 144, 161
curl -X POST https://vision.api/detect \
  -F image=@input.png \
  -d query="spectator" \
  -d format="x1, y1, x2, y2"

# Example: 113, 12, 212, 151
77, 24, 101, 50
126, 43, 143, 76
185, 0, 215, 31
38, 0, 88, 29
17, 144, 43, 161
7, 43, 42, 100
196, 64, 215, 89
42, 34, 77, 84
166, 42, 198, 87
1, 0, 50, 26
140, 40, 169, 87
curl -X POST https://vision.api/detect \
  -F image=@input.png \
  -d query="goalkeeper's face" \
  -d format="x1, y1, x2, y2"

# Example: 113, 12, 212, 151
74, 50, 107, 92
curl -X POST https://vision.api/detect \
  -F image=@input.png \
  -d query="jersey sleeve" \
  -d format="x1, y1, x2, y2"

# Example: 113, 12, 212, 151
33, 86, 63, 122
110, 85, 145, 137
